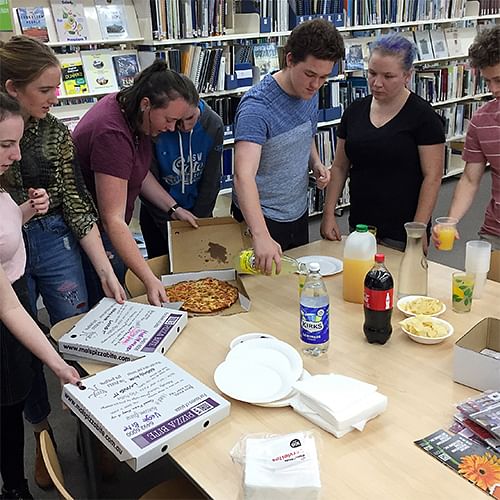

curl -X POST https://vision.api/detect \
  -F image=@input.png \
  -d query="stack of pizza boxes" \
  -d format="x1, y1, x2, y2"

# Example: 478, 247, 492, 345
165, 217, 252, 315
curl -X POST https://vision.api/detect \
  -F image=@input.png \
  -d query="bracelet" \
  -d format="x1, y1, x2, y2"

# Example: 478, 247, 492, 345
167, 203, 179, 216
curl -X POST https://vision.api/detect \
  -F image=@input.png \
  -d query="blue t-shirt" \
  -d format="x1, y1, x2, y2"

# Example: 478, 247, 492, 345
233, 74, 318, 222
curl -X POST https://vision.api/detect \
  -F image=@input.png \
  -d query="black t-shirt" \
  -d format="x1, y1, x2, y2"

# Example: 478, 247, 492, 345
337, 92, 445, 243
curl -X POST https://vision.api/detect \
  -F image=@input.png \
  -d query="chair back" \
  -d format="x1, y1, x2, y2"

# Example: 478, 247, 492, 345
39, 430, 74, 500
125, 255, 169, 298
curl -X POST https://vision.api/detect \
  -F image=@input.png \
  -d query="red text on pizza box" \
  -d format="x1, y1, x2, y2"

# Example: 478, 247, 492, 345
165, 217, 252, 316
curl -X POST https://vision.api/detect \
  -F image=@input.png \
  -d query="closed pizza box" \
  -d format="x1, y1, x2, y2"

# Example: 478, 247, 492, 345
58, 298, 188, 364
453, 317, 500, 391
166, 217, 252, 315
62, 354, 230, 471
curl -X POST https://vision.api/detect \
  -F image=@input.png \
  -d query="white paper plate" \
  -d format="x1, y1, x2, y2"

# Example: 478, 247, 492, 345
227, 338, 304, 382
254, 370, 312, 408
396, 295, 446, 317
214, 359, 294, 404
400, 317, 454, 344
229, 333, 277, 350
296, 255, 343, 276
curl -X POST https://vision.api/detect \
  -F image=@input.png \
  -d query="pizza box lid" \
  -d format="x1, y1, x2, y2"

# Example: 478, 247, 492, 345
167, 217, 251, 274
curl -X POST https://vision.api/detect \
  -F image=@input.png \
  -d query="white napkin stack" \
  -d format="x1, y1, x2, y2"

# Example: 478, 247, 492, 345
291, 374, 388, 438
243, 432, 321, 500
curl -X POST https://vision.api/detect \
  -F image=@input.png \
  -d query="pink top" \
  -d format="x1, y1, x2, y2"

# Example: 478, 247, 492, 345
462, 99, 500, 237
0, 192, 26, 283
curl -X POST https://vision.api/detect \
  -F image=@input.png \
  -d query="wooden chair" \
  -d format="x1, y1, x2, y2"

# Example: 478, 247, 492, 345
39, 430, 204, 500
124, 254, 169, 298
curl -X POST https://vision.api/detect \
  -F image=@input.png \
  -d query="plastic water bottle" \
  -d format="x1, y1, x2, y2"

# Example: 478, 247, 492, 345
300, 262, 329, 356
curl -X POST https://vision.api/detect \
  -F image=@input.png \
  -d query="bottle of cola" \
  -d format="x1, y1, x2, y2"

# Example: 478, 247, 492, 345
363, 253, 393, 345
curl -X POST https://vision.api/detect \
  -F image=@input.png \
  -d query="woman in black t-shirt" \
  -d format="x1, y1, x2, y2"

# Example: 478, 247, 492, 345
320, 33, 445, 249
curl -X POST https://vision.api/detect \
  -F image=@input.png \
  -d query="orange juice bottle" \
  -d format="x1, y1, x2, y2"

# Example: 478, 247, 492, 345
343, 224, 377, 303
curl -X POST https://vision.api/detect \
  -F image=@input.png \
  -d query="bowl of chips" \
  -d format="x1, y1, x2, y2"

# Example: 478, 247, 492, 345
396, 295, 446, 317
399, 315, 453, 344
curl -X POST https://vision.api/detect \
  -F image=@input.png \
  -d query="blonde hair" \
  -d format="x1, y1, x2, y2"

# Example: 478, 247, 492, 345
0, 36, 59, 90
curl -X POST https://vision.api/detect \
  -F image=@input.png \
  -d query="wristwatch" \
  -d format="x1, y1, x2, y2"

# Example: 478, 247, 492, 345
167, 203, 179, 217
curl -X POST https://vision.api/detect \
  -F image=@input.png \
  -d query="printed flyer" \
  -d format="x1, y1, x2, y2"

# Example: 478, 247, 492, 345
58, 298, 188, 364
415, 429, 500, 498
63, 354, 230, 470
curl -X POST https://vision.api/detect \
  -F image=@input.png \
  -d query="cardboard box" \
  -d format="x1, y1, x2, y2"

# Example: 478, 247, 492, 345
62, 354, 230, 471
489, 250, 500, 283
58, 298, 188, 364
166, 217, 252, 315
453, 317, 500, 391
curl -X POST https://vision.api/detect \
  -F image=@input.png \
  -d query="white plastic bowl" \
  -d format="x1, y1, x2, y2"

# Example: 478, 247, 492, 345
397, 295, 446, 317
400, 316, 454, 344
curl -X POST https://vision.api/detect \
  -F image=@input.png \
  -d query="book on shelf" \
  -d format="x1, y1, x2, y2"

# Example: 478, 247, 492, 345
415, 30, 434, 61
112, 51, 140, 88
59, 53, 88, 96
95, 0, 128, 39
16, 6, 49, 42
444, 27, 464, 57
50, 0, 89, 42
253, 43, 280, 81
345, 41, 364, 71
430, 30, 449, 59
0, 0, 14, 31
81, 50, 119, 94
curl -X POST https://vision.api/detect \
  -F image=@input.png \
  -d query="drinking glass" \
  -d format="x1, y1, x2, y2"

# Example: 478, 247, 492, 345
435, 217, 458, 251
452, 272, 475, 313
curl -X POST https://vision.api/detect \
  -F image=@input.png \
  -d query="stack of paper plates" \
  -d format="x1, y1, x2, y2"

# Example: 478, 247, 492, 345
214, 337, 304, 406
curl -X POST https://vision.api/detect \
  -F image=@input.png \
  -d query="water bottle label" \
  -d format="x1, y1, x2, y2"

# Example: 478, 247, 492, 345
300, 304, 329, 344
364, 288, 393, 311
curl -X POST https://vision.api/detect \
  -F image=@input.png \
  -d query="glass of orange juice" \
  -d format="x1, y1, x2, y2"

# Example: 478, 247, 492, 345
435, 217, 458, 251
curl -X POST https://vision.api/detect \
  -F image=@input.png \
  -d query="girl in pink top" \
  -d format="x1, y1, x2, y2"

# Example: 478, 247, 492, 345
0, 93, 80, 500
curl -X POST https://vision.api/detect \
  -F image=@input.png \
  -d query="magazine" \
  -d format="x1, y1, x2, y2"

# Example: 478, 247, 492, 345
112, 52, 140, 88
252, 43, 279, 80
95, 0, 128, 39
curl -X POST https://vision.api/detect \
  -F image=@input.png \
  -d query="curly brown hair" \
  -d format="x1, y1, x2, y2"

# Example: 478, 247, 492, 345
284, 19, 345, 64
468, 25, 500, 69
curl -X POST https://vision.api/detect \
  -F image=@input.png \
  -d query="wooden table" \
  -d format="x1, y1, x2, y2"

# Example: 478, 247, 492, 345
52, 239, 500, 500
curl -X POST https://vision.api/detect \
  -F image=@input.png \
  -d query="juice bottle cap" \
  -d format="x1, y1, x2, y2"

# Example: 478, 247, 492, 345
375, 253, 385, 263
308, 262, 321, 272
355, 224, 368, 233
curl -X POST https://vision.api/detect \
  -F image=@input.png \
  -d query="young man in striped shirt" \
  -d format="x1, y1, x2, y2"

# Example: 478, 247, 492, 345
435, 25, 500, 250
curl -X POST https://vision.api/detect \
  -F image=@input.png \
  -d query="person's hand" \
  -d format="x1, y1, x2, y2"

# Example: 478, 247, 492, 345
145, 277, 168, 307
431, 223, 460, 248
253, 234, 282, 275
54, 361, 81, 386
28, 188, 49, 214
172, 207, 199, 228
320, 211, 342, 241
99, 270, 126, 304
312, 164, 331, 190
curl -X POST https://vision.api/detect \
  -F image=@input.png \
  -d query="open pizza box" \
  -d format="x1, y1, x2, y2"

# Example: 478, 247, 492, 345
164, 217, 252, 316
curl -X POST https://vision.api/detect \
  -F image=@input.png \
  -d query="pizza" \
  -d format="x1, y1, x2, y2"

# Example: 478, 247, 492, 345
165, 277, 239, 314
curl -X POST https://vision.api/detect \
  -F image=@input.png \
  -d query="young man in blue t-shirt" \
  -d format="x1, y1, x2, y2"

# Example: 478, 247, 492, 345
232, 19, 344, 274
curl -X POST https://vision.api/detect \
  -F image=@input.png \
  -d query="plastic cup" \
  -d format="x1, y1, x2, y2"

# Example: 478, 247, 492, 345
465, 240, 491, 299
435, 217, 458, 251
452, 272, 475, 313
367, 226, 377, 236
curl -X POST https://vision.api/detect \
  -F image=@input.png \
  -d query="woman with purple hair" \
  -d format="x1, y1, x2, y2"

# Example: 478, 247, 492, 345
320, 32, 445, 250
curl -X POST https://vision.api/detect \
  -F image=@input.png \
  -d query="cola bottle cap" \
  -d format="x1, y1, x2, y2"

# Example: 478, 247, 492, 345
375, 253, 385, 263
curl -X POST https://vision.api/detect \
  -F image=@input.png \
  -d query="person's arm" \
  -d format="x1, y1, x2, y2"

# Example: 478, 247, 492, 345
19, 188, 49, 223
320, 138, 351, 241
233, 140, 282, 274
94, 172, 167, 306
309, 141, 331, 190
413, 143, 445, 225
140, 171, 198, 228
0, 264, 80, 385
78, 225, 126, 304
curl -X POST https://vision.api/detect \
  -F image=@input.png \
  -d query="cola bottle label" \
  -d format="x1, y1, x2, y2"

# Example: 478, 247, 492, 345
364, 288, 393, 311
